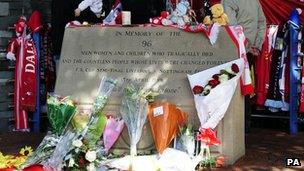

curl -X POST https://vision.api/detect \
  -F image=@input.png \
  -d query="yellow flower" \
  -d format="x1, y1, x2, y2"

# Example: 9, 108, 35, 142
11, 156, 27, 168
19, 146, 33, 156
0, 152, 12, 169
0, 153, 8, 168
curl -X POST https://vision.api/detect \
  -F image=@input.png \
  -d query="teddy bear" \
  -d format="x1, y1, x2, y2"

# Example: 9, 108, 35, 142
161, 0, 194, 27
203, 3, 229, 26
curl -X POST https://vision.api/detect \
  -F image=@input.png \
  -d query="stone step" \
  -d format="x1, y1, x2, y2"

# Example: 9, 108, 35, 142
0, 71, 14, 79
0, 52, 6, 58
0, 101, 13, 112
0, 30, 13, 38
0, 84, 14, 102
0, 60, 14, 71
0, 111, 13, 119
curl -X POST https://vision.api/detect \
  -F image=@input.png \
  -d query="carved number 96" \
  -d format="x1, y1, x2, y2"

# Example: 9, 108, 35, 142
142, 40, 152, 47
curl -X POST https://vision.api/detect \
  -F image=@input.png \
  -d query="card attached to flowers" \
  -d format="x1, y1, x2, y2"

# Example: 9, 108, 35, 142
187, 59, 244, 129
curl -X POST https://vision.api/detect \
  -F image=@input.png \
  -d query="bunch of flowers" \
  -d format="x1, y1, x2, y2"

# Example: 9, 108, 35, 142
103, 116, 124, 153
175, 124, 195, 156
192, 63, 240, 96
63, 139, 105, 171
43, 77, 117, 170
21, 96, 77, 169
47, 96, 77, 135
0, 146, 33, 169
120, 84, 150, 169
195, 128, 224, 169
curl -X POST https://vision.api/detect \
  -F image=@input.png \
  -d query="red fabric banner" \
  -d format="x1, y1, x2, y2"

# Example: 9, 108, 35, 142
259, 0, 304, 25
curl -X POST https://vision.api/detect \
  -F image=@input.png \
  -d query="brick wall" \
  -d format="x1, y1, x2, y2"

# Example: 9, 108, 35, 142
0, 0, 51, 132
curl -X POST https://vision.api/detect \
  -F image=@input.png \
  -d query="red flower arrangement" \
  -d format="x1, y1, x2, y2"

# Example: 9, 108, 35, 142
196, 128, 221, 146
196, 128, 224, 169
192, 63, 240, 96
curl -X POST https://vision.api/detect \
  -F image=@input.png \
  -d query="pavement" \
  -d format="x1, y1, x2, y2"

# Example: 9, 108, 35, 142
0, 128, 303, 171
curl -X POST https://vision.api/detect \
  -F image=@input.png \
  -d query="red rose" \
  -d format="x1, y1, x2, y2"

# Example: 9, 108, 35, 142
231, 63, 239, 73
192, 85, 204, 94
78, 156, 86, 167
208, 79, 220, 88
212, 74, 220, 80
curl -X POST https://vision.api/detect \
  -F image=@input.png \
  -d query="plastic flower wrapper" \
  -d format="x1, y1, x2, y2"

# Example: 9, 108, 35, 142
148, 102, 187, 154
83, 77, 117, 149
103, 116, 124, 153
187, 59, 244, 129
175, 125, 195, 156
83, 111, 107, 149
93, 77, 117, 113
20, 133, 60, 169
42, 130, 77, 171
71, 112, 90, 133
120, 84, 148, 169
158, 148, 193, 171
47, 95, 77, 135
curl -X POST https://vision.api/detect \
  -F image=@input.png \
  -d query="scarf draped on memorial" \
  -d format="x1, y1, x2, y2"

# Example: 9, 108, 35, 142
225, 25, 253, 95
187, 59, 244, 129
181, 24, 253, 95
6, 16, 39, 131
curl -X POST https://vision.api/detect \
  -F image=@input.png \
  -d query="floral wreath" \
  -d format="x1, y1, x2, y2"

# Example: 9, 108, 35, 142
192, 63, 240, 96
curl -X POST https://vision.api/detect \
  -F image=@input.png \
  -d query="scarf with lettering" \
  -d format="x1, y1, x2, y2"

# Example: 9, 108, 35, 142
6, 18, 38, 131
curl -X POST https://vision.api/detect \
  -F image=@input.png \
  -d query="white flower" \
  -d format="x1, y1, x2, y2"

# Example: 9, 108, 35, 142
86, 163, 96, 171
85, 150, 97, 162
219, 74, 229, 83
72, 139, 83, 148
68, 158, 75, 167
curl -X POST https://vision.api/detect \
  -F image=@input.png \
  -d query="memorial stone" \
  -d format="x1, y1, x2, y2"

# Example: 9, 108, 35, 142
55, 26, 245, 164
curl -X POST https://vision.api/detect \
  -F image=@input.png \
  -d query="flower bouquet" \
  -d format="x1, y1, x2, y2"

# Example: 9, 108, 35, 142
120, 84, 149, 169
148, 102, 188, 154
47, 96, 77, 135
194, 128, 224, 170
0, 146, 33, 169
187, 59, 244, 129
175, 125, 195, 157
21, 96, 77, 169
43, 77, 117, 171
103, 116, 124, 153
